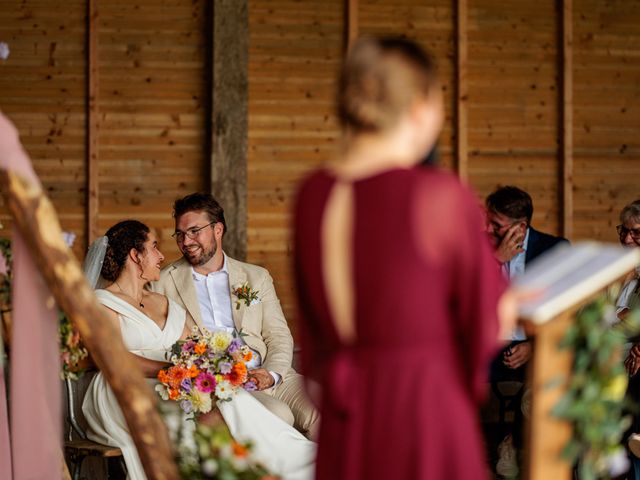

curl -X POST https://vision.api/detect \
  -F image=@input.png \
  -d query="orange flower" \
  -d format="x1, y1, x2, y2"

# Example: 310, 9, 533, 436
194, 342, 207, 355
168, 388, 179, 400
167, 366, 189, 388
158, 369, 169, 383
188, 364, 200, 378
243, 351, 253, 362
232, 441, 249, 458
228, 362, 248, 386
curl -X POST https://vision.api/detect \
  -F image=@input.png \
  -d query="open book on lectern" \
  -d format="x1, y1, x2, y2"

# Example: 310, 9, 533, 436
514, 241, 640, 325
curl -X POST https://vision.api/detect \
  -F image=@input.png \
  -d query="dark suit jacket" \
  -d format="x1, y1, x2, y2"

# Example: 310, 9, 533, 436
525, 226, 569, 265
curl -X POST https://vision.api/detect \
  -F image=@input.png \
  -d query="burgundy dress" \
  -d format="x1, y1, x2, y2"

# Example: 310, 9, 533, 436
293, 167, 505, 480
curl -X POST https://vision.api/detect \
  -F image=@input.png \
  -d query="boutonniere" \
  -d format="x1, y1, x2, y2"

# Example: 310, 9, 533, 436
232, 282, 260, 310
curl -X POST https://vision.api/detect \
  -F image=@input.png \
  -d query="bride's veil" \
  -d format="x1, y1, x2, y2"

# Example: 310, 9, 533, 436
82, 236, 108, 289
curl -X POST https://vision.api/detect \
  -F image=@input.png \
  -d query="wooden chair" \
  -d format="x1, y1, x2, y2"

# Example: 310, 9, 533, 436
63, 373, 126, 480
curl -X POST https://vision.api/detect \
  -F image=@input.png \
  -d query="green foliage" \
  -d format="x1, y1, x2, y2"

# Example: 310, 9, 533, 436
176, 418, 275, 480
553, 294, 633, 479
58, 310, 88, 380
0, 238, 88, 379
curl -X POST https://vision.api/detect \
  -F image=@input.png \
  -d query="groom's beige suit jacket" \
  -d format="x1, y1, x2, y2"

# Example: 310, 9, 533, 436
151, 255, 294, 379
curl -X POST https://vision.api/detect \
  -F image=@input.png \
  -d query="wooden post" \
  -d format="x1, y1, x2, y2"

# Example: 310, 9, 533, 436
524, 310, 574, 480
210, 0, 248, 260
86, 0, 100, 246
0, 170, 178, 480
345, 0, 358, 52
455, 0, 468, 181
560, 0, 573, 239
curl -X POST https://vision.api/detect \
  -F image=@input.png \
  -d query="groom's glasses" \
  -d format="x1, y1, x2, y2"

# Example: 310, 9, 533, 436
172, 221, 216, 242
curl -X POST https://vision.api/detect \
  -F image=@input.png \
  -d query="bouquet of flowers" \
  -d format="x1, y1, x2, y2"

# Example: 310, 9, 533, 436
156, 327, 256, 416
175, 419, 277, 480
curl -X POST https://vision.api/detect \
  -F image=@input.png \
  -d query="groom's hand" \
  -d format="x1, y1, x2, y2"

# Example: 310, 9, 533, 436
248, 368, 275, 390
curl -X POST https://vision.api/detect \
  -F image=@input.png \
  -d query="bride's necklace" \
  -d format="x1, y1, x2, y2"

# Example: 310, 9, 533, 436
115, 280, 144, 309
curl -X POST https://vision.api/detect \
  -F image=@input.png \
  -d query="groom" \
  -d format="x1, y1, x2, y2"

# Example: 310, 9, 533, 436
152, 192, 318, 439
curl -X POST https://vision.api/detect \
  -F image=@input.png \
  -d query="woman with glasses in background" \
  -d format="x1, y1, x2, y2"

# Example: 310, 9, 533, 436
616, 200, 640, 327
612, 200, 640, 473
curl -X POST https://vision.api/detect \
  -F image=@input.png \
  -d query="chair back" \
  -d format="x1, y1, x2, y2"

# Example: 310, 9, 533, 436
63, 371, 97, 441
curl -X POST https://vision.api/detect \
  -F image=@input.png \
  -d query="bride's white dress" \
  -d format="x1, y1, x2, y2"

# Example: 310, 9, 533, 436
82, 289, 316, 480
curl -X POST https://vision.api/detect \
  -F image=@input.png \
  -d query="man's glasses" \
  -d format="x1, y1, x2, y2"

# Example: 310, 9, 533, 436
616, 224, 640, 239
172, 221, 215, 242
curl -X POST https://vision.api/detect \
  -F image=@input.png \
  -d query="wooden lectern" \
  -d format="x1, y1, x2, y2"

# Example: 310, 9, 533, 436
516, 242, 640, 480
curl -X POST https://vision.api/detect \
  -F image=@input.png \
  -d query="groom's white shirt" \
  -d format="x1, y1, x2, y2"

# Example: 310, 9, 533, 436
191, 254, 270, 376
191, 254, 235, 331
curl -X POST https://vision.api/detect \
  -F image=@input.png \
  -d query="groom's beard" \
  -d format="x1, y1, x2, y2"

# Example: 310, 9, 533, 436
182, 242, 216, 267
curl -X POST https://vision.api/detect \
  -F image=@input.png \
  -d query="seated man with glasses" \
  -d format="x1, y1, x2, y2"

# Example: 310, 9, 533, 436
484, 185, 568, 477
151, 192, 319, 440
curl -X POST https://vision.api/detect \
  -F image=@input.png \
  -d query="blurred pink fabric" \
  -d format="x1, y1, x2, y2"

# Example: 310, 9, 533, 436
0, 112, 61, 479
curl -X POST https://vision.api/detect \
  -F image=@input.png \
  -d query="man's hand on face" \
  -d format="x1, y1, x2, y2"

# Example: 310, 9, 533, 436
503, 341, 532, 370
248, 368, 275, 391
494, 223, 526, 264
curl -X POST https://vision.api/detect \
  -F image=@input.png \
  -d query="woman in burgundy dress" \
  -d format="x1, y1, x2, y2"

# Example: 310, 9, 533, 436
293, 37, 513, 479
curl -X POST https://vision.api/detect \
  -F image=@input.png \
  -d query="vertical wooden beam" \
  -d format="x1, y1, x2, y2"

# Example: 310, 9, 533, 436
86, 0, 99, 245
455, 0, 468, 181
525, 312, 574, 480
560, 0, 573, 239
210, 0, 248, 261
345, 0, 358, 52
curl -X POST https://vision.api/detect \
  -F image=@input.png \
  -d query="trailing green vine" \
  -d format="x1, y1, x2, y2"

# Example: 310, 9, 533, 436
553, 293, 639, 480
0, 237, 88, 379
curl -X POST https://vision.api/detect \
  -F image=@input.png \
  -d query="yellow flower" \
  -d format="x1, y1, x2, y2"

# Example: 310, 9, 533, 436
603, 374, 628, 401
190, 388, 213, 413
210, 331, 232, 353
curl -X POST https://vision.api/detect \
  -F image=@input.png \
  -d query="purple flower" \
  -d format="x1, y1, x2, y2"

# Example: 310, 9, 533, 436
195, 372, 216, 394
180, 399, 193, 414
180, 378, 192, 393
182, 340, 195, 352
218, 361, 232, 374
228, 338, 242, 353
243, 381, 258, 392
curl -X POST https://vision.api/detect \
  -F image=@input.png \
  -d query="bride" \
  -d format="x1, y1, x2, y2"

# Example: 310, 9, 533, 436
82, 220, 316, 480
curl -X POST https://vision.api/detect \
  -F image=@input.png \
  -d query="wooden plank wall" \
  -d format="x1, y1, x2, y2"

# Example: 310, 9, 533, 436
466, 0, 561, 234
96, 0, 208, 259
246, 0, 640, 330
0, 0, 87, 258
0, 0, 639, 332
247, 0, 344, 331
0, 0, 208, 261
573, 0, 640, 241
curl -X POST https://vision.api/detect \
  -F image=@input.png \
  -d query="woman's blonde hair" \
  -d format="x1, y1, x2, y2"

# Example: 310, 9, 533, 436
337, 36, 438, 133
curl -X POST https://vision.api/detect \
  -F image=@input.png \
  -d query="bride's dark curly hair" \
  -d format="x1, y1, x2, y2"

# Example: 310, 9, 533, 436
101, 220, 150, 282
